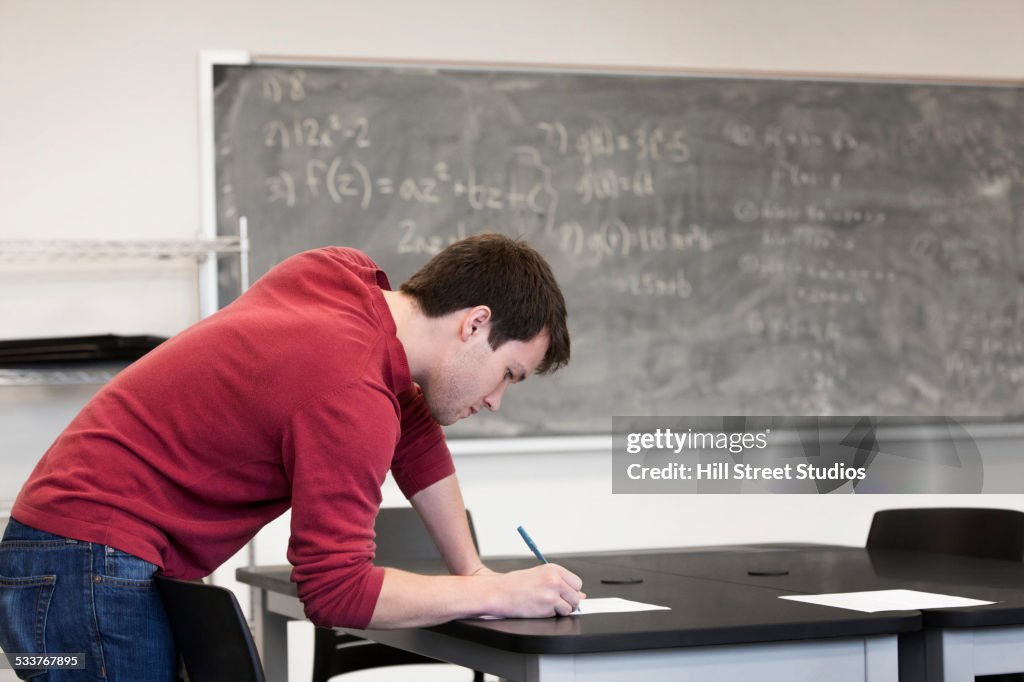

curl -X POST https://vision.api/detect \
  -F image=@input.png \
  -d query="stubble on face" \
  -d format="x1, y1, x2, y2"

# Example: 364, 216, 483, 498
422, 337, 493, 426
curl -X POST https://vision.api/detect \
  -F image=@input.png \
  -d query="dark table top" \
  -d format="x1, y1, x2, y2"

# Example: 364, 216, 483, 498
584, 545, 1024, 628
238, 546, 925, 655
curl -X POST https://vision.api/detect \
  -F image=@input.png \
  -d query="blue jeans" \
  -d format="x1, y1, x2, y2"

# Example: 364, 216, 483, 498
0, 519, 176, 681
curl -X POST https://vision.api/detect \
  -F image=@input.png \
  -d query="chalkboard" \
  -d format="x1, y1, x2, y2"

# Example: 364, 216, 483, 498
213, 60, 1024, 436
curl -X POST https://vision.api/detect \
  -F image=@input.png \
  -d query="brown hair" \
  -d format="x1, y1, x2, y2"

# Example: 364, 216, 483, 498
400, 233, 570, 374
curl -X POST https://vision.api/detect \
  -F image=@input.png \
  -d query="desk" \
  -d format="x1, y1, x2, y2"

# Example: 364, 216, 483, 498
587, 545, 1024, 681
238, 550, 912, 682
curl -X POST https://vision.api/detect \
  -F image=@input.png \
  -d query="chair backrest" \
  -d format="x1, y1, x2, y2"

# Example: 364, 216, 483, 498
154, 575, 266, 682
866, 507, 1024, 562
373, 506, 478, 562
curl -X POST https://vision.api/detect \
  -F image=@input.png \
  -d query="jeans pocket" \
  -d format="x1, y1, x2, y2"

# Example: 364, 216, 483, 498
92, 574, 176, 681
0, 573, 57, 681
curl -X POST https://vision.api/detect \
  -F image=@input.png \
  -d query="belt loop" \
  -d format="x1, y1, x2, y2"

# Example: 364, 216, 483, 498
105, 545, 116, 576
91, 540, 105, 575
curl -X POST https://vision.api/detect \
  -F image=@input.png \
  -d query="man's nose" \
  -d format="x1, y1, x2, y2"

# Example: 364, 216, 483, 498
482, 382, 508, 412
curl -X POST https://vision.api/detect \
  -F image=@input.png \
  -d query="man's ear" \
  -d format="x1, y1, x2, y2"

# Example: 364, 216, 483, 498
459, 306, 492, 341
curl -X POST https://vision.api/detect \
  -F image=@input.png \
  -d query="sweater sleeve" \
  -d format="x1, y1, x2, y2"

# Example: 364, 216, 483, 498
283, 383, 397, 628
389, 386, 455, 499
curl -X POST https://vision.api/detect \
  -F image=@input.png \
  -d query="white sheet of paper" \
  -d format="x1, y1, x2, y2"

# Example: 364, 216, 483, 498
476, 597, 670, 620
780, 589, 996, 613
573, 597, 671, 615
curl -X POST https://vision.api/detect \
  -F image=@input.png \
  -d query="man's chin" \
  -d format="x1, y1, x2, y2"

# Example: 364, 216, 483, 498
428, 408, 461, 426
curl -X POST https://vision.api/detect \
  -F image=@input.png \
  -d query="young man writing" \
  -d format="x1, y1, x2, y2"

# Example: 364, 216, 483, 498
0, 234, 582, 681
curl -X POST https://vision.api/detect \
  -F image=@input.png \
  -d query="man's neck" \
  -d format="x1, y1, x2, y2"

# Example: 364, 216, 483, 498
381, 289, 437, 383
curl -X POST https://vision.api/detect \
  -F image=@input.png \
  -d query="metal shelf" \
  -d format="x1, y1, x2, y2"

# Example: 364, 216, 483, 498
0, 237, 243, 263
1, 234, 248, 386
0, 367, 124, 387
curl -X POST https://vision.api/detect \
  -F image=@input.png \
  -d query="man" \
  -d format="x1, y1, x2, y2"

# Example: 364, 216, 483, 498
0, 233, 583, 681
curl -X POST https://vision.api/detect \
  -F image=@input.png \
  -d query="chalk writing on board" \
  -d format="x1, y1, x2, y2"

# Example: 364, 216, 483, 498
262, 116, 371, 149
215, 64, 1024, 434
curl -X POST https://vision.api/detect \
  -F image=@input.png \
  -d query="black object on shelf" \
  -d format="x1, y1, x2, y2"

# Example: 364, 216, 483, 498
0, 335, 167, 365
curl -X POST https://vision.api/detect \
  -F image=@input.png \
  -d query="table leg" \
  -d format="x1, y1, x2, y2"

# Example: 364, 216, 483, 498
252, 586, 290, 682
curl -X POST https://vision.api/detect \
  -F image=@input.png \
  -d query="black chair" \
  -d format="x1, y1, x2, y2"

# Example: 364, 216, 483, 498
154, 574, 266, 682
312, 507, 485, 682
866, 507, 1024, 561
867, 507, 1024, 682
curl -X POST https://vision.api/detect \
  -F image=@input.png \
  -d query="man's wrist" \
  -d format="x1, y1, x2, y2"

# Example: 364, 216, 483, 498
467, 572, 502, 615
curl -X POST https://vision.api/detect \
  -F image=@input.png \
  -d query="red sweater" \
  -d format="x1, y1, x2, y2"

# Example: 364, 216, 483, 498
13, 247, 454, 628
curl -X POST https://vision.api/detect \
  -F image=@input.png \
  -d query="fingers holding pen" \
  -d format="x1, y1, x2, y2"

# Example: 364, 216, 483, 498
506, 527, 585, 617
493, 563, 585, 618
550, 563, 586, 612
553, 562, 584, 592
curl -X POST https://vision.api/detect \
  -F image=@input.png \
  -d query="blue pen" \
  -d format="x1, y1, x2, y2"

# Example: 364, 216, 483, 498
518, 525, 583, 615
517, 525, 548, 564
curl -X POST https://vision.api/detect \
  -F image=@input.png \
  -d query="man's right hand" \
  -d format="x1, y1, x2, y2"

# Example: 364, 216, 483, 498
485, 563, 586, 617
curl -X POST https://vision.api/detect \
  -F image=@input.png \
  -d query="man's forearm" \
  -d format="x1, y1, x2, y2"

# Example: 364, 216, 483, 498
367, 563, 586, 629
367, 568, 495, 628
409, 473, 484, 575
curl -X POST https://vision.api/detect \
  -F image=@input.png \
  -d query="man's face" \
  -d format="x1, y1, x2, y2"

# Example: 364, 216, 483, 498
422, 324, 549, 426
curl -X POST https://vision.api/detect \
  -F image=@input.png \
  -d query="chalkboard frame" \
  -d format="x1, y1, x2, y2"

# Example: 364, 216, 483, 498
198, 51, 1024, 447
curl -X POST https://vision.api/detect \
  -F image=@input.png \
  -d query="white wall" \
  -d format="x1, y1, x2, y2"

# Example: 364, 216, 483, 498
3, 2, 1024, 680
